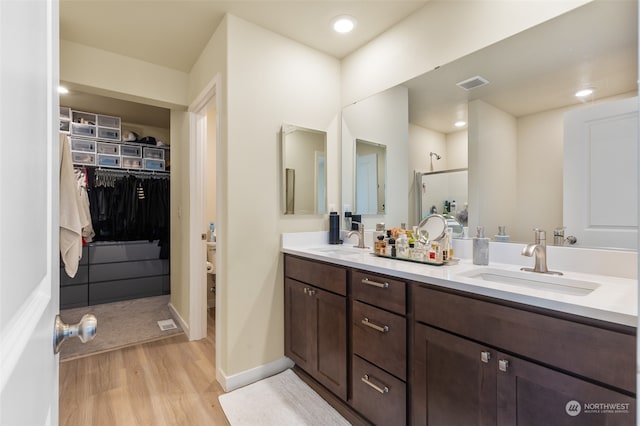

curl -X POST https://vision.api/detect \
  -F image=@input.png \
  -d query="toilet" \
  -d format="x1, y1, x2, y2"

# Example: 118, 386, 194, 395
206, 242, 216, 309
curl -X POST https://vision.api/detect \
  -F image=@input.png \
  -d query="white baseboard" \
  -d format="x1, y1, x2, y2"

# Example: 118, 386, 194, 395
217, 356, 295, 392
168, 302, 190, 338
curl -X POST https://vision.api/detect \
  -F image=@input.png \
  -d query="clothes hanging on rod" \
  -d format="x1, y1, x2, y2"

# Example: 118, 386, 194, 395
86, 167, 170, 259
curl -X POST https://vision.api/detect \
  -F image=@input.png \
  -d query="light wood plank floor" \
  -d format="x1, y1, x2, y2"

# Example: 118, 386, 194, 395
60, 309, 229, 426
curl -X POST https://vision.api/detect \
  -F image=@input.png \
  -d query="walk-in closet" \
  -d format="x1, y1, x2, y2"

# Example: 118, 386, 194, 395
58, 91, 178, 360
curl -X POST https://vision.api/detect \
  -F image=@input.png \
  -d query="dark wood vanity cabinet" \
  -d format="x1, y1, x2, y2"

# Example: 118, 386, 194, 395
350, 269, 407, 425
284, 256, 348, 400
412, 285, 636, 426
283, 254, 636, 425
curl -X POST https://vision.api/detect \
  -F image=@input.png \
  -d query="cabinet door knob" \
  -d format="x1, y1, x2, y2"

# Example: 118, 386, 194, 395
480, 351, 491, 363
498, 359, 509, 372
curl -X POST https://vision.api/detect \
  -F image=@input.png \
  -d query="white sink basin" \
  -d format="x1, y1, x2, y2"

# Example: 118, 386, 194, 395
458, 268, 601, 296
308, 246, 369, 256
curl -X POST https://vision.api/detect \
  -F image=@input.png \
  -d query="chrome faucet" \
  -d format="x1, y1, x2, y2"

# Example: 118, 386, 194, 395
521, 228, 562, 275
346, 222, 368, 249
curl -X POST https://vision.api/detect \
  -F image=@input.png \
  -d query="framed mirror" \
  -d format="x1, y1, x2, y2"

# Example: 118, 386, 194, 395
355, 139, 386, 215
281, 124, 327, 215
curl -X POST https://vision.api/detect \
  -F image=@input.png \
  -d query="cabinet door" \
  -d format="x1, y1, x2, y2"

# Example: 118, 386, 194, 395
285, 278, 347, 401
412, 324, 497, 426
285, 278, 314, 372
314, 286, 348, 400
497, 351, 635, 426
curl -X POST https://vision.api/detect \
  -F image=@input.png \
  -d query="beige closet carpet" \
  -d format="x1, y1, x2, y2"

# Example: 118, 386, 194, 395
59, 295, 183, 361
219, 369, 351, 426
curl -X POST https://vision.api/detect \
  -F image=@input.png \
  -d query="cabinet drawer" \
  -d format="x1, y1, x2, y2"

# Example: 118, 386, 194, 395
97, 114, 120, 129
351, 269, 406, 314
70, 138, 96, 153
90, 259, 168, 282
71, 151, 96, 165
143, 147, 164, 160
97, 127, 121, 141
89, 241, 162, 263
89, 276, 166, 305
60, 265, 88, 286
353, 300, 406, 380
413, 284, 636, 393
144, 158, 165, 171
121, 145, 142, 158
96, 141, 120, 155
60, 284, 88, 309
351, 355, 406, 426
122, 156, 143, 169
70, 122, 96, 138
284, 255, 346, 296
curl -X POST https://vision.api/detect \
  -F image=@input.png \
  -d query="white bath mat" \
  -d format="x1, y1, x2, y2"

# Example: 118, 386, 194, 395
157, 319, 177, 331
219, 369, 351, 425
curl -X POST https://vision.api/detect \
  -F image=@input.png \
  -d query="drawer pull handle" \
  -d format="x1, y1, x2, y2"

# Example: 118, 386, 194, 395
480, 351, 491, 363
362, 278, 389, 288
362, 374, 389, 394
362, 317, 389, 333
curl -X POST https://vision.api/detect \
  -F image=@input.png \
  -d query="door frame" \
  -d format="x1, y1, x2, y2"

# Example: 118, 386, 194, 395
188, 75, 221, 344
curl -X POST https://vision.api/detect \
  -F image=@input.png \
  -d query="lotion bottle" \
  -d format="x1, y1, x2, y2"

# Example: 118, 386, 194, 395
473, 226, 489, 265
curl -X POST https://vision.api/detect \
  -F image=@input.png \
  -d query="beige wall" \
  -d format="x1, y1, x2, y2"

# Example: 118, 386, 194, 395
218, 15, 340, 377
61, 40, 188, 109
341, 0, 590, 105
468, 100, 518, 239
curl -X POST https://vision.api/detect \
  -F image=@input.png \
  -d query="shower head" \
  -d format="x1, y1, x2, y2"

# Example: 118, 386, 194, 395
430, 152, 442, 160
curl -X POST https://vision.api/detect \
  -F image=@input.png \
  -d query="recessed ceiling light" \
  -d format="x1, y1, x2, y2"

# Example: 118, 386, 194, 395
58, 86, 69, 94
332, 15, 356, 34
454, 120, 466, 128
575, 88, 593, 98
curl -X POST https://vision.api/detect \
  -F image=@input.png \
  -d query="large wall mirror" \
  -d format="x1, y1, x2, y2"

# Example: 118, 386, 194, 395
355, 139, 386, 215
341, 0, 637, 249
281, 124, 327, 215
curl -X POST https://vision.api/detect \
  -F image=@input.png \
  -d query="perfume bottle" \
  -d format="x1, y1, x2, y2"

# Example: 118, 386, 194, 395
473, 226, 489, 265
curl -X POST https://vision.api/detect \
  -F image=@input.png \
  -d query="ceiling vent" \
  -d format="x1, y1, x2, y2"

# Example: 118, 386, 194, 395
456, 75, 489, 91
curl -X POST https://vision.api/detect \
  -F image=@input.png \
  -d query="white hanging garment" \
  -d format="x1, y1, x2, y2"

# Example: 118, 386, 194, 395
59, 134, 83, 277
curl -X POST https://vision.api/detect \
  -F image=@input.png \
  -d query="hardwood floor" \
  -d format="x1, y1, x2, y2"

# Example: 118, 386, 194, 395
59, 308, 229, 425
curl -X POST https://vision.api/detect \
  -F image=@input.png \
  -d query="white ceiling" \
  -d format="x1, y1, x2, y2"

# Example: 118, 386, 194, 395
404, 0, 638, 134
60, 0, 429, 72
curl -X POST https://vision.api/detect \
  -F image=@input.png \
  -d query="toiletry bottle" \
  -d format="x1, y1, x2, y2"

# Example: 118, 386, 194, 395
375, 235, 386, 254
209, 222, 216, 242
373, 222, 385, 242
450, 200, 456, 214
329, 211, 340, 244
446, 227, 454, 260
396, 233, 409, 258
494, 225, 511, 242
441, 232, 449, 262
388, 238, 396, 257
473, 226, 489, 265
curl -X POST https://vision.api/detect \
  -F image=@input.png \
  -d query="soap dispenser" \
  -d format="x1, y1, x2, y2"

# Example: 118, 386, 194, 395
473, 226, 489, 265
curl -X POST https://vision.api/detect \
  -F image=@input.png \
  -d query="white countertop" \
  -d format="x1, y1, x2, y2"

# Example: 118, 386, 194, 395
282, 233, 637, 328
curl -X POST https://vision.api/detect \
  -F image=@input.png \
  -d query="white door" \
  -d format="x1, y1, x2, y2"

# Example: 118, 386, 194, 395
563, 97, 638, 249
0, 1, 60, 424
356, 153, 378, 214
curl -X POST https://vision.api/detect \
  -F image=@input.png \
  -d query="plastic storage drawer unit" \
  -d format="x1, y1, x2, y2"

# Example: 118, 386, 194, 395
71, 151, 96, 165
143, 147, 164, 160
97, 127, 121, 141
71, 138, 96, 153
144, 158, 165, 171
96, 142, 120, 155
70, 122, 96, 138
121, 145, 142, 158
97, 114, 121, 129
122, 156, 143, 169
97, 154, 121, 168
